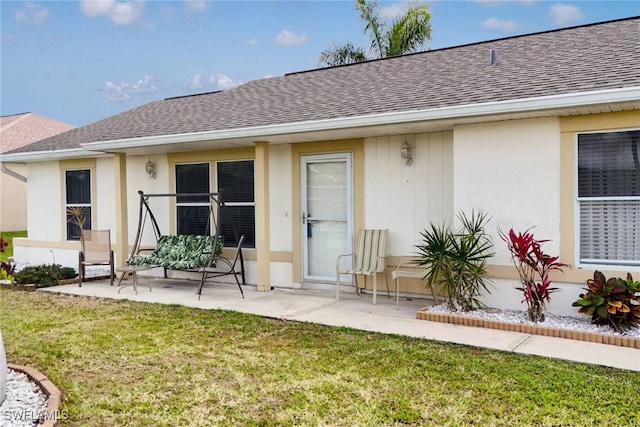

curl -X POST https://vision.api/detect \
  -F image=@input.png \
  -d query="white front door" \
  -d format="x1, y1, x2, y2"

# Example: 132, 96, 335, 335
302, 153, 353, 282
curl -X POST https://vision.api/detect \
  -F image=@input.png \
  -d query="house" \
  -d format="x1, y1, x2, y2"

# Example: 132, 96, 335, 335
0, 113, 75, 231
1, 17, 638, 316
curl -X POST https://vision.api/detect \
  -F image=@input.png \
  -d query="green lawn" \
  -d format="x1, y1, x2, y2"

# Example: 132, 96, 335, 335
0, 230, 27, 261
1, 290, 638, 426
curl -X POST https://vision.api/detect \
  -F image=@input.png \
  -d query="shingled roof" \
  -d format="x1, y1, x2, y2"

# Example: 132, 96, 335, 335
5, 16, 639, 156
0, 113, 74, 154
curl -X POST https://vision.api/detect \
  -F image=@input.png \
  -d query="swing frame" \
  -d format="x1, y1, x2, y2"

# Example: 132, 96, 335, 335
126, 190, 246, 298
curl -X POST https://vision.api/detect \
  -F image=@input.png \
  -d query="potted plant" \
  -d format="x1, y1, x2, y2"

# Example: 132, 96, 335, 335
416, 210, 495, 312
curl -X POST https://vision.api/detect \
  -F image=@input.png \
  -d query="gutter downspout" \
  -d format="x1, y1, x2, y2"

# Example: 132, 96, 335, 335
0, 163, 27, 182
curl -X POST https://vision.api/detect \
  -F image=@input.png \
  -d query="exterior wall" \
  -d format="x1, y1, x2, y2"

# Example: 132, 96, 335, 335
363, 132, 454, 296
452, 117, 569, 313
14, 158, 118, 268
364, 132, 454, 255
0, 163, 27, 231
268, 144, 294, 287
453, 117, 562, 263
126, 154, 171, 247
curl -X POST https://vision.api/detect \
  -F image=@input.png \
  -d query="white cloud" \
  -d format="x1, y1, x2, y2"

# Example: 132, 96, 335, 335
184, 0, 207, 13
275, 30, 308, 46
102, 75, 157, 102
482, 17, 519, 31
209, 73, 237, 90
248, 38, 259, 46
379, 3, 409, 20
80, 0, 114, 17
79, 0, 145, 26
1, 32, 14, 41
15, 1, 50, 26
190, 74, 203, 89
550, 3, 584, 26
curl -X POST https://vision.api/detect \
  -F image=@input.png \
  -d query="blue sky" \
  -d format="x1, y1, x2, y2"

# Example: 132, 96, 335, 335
1, 0, 638, 127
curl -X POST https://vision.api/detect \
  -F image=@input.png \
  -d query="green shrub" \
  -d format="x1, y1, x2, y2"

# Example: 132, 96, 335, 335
416, 210, 494, 311
14, 264, 78, 288
572, 271, 640, 332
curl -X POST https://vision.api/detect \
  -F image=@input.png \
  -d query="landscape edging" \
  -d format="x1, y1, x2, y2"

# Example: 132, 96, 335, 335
416, 307, 640, 349
6, 363, 63, 427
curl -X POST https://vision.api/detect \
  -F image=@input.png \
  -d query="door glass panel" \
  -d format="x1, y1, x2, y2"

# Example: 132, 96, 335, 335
307, 162, 347, 219
307, 221, 348, 277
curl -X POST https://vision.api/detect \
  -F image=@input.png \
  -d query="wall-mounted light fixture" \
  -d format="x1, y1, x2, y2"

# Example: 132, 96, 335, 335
401, 140, 413, 166
145, 158, 156, 178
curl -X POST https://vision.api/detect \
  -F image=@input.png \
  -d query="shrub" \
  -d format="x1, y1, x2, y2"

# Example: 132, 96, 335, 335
500, 228, 567, 323
572, 271, 640, 332
416, 210, 495, 312
14, 264, 78, 288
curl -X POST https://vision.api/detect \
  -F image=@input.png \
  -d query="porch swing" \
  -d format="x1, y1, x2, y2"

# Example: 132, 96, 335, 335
126, 190, 246, 299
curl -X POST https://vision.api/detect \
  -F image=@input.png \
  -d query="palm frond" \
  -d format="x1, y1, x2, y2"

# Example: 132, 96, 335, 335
317, 42, 367, 67
385, 4, 431, 57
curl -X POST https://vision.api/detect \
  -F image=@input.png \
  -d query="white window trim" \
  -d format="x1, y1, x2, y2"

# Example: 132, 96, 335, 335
65, 168, 92, 241
573, 128, 640, 271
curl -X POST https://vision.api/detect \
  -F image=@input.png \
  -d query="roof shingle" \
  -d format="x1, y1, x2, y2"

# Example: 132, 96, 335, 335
7, 17, 639, 155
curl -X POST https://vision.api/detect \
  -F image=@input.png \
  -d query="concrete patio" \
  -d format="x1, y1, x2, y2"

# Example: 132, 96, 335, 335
40, 276, 640, 372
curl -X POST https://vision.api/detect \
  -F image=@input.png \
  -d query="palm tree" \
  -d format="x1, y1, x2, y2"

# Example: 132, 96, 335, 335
318, 0, 432, 67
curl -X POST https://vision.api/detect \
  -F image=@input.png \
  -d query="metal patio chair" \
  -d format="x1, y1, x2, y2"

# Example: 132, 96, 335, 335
79, 229, 114, 287
336, 229, 388, 304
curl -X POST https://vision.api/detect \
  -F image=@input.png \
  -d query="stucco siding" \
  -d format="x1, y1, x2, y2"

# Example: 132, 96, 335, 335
126, 155, 171, 247
27, 161, 63, 241
95, 158, 116, 234
0, 164, 27, 231
453, 117, 562, 265
268, 144, 293, 252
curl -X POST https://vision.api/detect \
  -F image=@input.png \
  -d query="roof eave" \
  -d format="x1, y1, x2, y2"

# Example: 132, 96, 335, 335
0, 148, 109, 163
80, 86, 640, 153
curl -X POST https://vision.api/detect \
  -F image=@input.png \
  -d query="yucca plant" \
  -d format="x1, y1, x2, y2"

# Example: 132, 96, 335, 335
500, 228, 567, 323
416, 210, 494, 311
573, 271, 640, 332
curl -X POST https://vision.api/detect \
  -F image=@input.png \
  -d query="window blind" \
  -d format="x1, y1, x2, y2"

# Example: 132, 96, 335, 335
577, 130, 640, 266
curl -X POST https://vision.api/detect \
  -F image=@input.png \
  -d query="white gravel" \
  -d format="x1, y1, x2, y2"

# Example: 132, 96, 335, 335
0, 369, 48, 427
428, 303, 640, 338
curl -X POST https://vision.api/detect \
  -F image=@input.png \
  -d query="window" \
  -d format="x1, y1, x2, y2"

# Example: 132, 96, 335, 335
174, 160, 255, 248
65, 169, 92, 240
175, 163, 211, 235
577, 130, 640, 266
217, 160, 255, 248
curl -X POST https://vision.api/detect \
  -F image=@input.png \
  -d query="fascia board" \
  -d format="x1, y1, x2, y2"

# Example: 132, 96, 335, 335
0, 149, 107, 163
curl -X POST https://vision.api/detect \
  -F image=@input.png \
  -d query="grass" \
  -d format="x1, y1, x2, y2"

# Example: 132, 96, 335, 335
0, 230, 27, 261
1, 290, 639, 426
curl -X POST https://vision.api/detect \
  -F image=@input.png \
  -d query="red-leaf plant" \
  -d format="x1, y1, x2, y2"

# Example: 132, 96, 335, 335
500, 228, 568, 323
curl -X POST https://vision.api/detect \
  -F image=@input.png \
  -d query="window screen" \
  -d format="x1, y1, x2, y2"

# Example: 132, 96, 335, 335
175, 163, 211, 235
217, 160, 255, 248
577, 130, 640, 266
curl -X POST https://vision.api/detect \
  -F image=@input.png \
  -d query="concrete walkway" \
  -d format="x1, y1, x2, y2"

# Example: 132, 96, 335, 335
40, 277, 640, 372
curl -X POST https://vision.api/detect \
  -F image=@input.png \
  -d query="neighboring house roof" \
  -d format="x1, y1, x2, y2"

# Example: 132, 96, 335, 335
4, 17, 640, 157
0, 112, 75, 154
